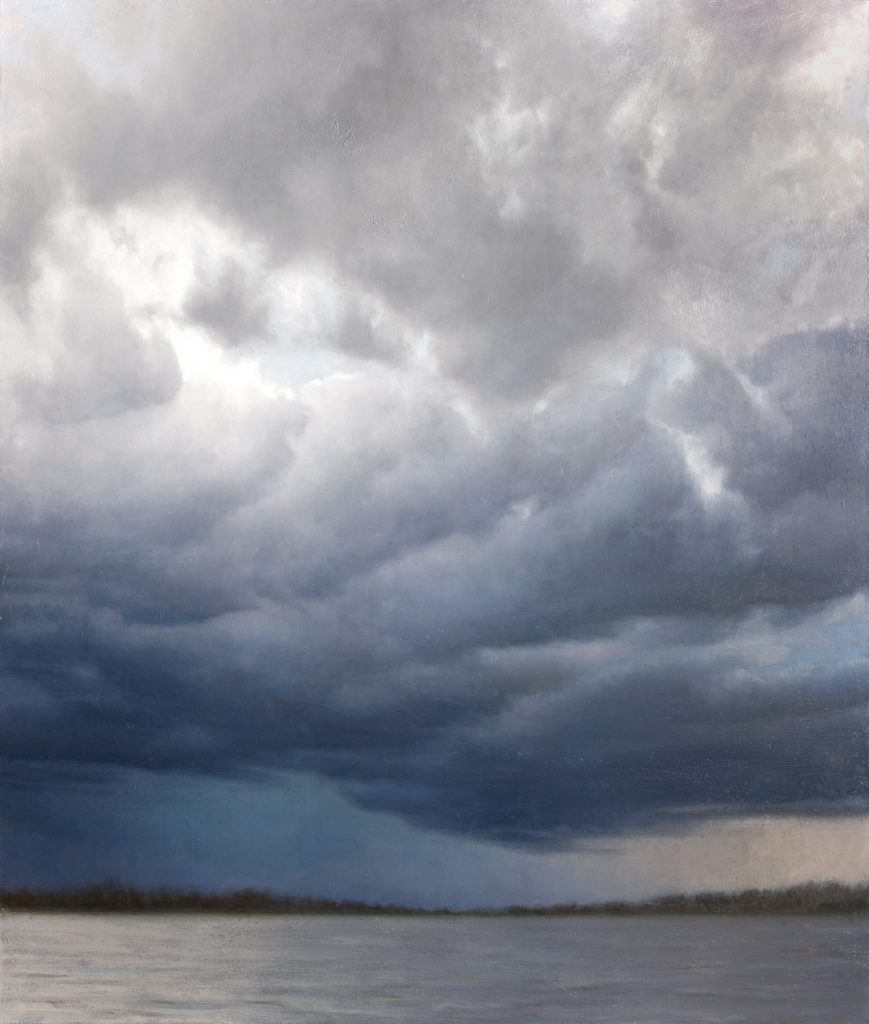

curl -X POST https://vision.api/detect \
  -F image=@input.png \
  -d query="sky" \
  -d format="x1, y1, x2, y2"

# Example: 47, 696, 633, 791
0, 0, 866, 909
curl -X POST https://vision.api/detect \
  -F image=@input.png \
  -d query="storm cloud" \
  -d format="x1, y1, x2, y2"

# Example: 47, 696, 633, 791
1, 0, 866, 895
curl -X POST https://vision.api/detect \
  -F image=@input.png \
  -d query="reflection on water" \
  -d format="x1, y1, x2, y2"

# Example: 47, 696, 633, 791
2, 912, 866, 1023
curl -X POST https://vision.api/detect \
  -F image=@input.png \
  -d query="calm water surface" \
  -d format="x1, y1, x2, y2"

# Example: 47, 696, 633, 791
2, 913, 866, 1023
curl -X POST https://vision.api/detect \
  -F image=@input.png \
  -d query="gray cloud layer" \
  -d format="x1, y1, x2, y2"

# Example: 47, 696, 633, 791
1, 0, 866, 863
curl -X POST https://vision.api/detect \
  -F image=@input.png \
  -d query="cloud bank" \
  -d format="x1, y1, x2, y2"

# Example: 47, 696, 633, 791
1, 0, 866, 886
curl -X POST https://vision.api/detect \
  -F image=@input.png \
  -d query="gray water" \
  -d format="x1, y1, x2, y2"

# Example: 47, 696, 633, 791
2, 913, 866, 1023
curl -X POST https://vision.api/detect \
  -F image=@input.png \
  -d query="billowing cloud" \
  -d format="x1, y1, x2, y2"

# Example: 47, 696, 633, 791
0, 0, 866, 896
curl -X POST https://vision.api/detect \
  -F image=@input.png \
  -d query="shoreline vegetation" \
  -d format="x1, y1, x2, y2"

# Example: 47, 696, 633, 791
1, 881, 866, 915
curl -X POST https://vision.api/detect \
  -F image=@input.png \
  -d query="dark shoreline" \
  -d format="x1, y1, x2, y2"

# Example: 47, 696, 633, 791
2, 881, 866, 916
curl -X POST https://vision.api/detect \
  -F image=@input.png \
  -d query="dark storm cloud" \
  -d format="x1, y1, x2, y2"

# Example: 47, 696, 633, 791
1, 0, 866, 858
1, 581, 865, 844
347, 662, 868, 844
2, 323, 866, 839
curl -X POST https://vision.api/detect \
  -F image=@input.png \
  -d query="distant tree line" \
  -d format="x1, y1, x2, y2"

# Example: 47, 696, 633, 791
1, 880, 866, 914
0, 883, 423, 915
501, 881, 868, 916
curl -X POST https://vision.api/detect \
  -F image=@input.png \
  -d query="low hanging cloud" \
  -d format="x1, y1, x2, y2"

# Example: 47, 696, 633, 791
0, 0, 866, 858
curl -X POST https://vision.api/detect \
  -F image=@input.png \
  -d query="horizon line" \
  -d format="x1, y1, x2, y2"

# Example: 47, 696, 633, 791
3, 879, 867, 916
